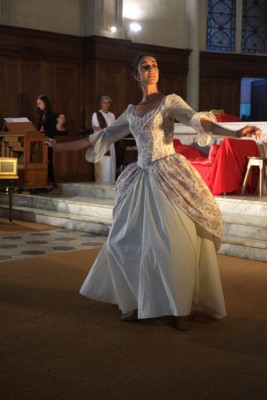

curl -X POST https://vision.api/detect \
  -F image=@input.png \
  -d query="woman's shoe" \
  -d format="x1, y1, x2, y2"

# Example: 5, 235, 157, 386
120, 309, 138, 322
174, 316, 190, 331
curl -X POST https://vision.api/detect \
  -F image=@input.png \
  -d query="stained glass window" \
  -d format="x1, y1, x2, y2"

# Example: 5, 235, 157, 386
242, 0, 267, 54
207, 0, 236, 52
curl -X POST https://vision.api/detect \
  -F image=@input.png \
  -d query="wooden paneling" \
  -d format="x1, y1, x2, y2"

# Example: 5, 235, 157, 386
0, 25, 190, 182
199, 51, 267, 116
53, 136, 94, 182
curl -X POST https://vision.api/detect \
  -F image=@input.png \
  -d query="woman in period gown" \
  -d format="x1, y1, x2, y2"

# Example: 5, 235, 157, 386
45, 53, 261, 330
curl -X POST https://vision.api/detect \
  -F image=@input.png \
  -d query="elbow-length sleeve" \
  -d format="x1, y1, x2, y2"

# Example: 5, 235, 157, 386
85, 106, 132, 163
166, 94, 216, 147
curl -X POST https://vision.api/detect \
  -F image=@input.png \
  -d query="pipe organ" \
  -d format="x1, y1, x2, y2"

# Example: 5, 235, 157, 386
0, 122, 48, 189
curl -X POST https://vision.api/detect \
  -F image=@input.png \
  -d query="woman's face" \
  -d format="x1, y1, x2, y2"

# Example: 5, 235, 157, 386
137, 56, 159, 86
57, 114, 66, 124
37, 99, 45, 110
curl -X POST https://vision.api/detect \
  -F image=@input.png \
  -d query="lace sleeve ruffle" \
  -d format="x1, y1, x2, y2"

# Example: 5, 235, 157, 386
166, 94, 216, 147
85, 106, 133, 163
190, 111, 217, 146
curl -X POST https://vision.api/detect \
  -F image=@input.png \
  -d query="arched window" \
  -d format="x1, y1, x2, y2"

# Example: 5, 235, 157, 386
207, 0, 236, 52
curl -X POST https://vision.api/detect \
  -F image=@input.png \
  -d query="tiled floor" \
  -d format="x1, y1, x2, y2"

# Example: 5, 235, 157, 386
0, 229, 107, 262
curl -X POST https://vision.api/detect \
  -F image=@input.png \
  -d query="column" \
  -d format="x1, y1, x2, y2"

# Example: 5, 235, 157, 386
0, 0, 9, 24
186, 0, 200, 110
82, 0, 125, 38
82, 0, 104, 36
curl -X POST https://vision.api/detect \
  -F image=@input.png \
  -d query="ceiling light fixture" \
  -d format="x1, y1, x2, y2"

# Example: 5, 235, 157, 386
130, 22, 141, 32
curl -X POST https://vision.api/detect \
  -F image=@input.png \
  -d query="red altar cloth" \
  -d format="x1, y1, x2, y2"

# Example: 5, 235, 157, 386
174, 138, 260, 195
208, 138, 260, 195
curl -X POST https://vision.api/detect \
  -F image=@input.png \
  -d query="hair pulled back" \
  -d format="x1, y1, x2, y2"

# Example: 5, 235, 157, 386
132, 53, 157, 78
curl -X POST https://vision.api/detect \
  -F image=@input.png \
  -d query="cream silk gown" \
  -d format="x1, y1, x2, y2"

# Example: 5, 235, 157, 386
81, 94, 226, 319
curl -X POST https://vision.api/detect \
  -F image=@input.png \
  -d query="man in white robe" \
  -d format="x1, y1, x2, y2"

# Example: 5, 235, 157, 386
91, 96, 116, 184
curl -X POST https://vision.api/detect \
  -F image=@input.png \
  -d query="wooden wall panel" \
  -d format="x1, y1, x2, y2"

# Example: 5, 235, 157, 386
53, 136, 94, 182
20, 60, 41, 120
199, 51, 267, 116
39, 61, 55, 99
0, 25, 190, 182
199, 76, 241, 115
55, 63, 85, 133
0, 57, 21, 118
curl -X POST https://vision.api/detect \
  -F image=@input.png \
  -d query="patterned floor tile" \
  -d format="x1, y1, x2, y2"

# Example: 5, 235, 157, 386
0, 229, 107, 262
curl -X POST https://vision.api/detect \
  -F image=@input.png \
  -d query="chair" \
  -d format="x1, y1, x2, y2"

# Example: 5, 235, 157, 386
241, 157, 267, 197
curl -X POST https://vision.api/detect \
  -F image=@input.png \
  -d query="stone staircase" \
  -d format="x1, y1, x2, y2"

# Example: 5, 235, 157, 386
216, 196, 267, 262
0, 183, 266, 262
0, 183, 114, 236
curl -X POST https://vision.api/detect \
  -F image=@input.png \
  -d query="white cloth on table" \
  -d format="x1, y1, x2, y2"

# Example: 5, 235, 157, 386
81, 94, 226, 319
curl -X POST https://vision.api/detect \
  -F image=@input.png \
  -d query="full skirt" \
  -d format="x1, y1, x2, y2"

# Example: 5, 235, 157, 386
80, 162, 226, 319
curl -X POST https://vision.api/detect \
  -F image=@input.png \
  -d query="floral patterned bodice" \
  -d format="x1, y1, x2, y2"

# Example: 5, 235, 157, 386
128, 106, 176, 168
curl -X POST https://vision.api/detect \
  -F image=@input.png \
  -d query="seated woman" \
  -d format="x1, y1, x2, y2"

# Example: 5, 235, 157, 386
55, 113, 68, 136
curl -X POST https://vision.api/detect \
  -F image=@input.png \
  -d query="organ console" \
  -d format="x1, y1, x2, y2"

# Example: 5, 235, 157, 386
0, 121, 48, 190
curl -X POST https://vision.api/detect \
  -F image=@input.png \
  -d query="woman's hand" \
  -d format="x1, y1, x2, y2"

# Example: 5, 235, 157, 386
44, 138, 58, 151
236, 125, 262, 139
43, 137, 90, 152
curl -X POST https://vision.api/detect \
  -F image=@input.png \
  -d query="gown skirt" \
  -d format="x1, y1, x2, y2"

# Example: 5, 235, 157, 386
80, 158, 226, 319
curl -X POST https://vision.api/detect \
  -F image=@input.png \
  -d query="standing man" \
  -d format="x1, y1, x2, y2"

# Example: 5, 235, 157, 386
91, 96, 116, 184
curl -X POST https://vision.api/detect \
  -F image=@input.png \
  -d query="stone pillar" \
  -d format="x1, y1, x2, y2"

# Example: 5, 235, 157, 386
82, 0, 125, 38
186, 0, 200, 110
82, 0, 104, 36
0, 0, 9, 24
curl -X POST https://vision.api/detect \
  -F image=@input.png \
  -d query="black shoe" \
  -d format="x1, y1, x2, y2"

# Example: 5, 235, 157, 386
173, 316, 190, 331
120, 309, 138, 322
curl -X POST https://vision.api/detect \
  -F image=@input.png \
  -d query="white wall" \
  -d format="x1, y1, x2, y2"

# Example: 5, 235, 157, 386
7, 0, 82, 36
122, 0, 187, 48
2, 0, 189, 48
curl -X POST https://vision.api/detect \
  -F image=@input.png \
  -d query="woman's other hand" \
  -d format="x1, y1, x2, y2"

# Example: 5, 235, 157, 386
44, 138, 58, 150
236, 125, 262, 139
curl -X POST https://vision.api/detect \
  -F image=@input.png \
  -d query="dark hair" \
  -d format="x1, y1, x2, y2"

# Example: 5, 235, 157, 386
132, 53, 157, 77
56, 113, 65, 118
36, 94, 54, 130
37, 95, 53, 114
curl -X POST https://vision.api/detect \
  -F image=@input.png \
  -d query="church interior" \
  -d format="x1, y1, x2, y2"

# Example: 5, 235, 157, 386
0, 1, 267, 399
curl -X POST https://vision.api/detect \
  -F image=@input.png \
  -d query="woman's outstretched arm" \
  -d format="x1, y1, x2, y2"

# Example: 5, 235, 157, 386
200, 118, 262, 139
44, 137, 90, 152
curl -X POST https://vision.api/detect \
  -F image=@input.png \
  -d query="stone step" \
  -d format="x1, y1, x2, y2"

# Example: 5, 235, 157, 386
222, 212, 267, 241
219, 236, 267, 262
0, 183, 114, 235
0, 204, 112, 236
1, 184, 267, 262
1, 193, 114, 219
216, 195, 267, 217
59, 182, 115, 200
216, 196, 267, 262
